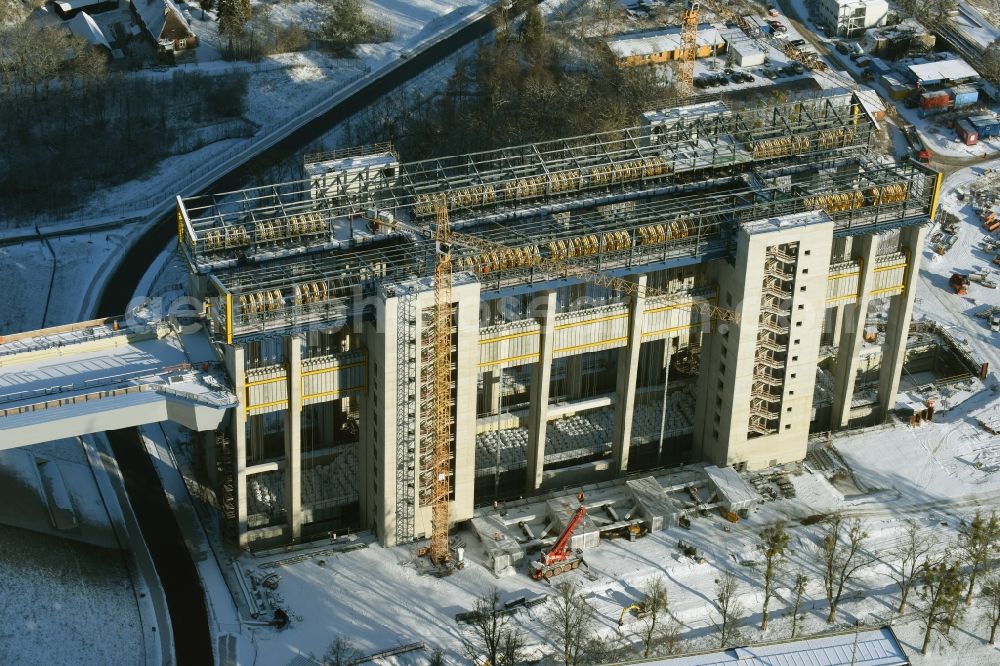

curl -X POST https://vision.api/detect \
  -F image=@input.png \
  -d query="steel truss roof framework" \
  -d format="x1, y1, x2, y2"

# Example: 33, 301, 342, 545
179, 93, 873, 275
202, 154, 939, 342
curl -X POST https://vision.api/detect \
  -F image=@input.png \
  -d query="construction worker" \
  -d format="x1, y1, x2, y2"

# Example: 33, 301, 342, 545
577, 490, 585, 504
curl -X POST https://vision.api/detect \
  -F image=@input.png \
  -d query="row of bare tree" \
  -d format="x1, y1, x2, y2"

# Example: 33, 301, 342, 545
315, 510, 1000, 664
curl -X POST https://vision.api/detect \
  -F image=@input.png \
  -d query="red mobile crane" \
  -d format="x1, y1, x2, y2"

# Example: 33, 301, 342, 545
531, 505, 588, 580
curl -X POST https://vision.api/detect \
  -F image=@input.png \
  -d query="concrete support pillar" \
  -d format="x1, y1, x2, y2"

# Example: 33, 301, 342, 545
876, 224, 927, 421
826, 304, 845, 347
612, 275, 647, 473
565, 285, 586, 399
830, 234, 878, 429
483, 370, 502, 414
285, 335, 303, 541
565, 356, 584, 400
225, 344, 249, 549
526, 290, 557, 493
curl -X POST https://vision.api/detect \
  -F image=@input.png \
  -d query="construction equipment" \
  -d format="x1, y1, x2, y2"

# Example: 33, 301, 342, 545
950, 273, 971, 295
428, 203, 454, 566
531, 504, 588, 580
678, 1, 700, 91
618, 602, 651, 627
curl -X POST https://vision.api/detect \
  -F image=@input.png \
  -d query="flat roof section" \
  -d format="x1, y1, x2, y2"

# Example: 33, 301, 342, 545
628, 626, 909, 665
907, 59, 979, 83
606, 24, 725, 59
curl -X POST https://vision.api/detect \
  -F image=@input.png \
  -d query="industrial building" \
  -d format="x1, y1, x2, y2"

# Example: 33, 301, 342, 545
607, 24, 727, 67
168, 91, 939, 551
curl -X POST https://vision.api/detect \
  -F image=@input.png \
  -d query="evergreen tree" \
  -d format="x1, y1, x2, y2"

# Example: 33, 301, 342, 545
758, 522, 790, 631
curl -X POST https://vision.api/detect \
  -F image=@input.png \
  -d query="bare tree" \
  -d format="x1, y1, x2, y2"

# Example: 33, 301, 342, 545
464, 588, 524, 666
713, 571, 745, 648
959, 511, 1000, 605
758, 522, 790, 630
544, 580, 598, 666
637, 575, 671, 658
322, 635, 361, 666
820, 515, 874, 623
981, 574, 1000, 645
983, 39, 1000, 85
790, 572, 809, 639
893, 520, 932, 614
917, 558, 966, 654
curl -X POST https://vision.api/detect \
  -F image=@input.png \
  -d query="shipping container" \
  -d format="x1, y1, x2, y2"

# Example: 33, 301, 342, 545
957, 119, 979, 145
919, 90, 952, 110
869, 57, 892, 74
951, 85, 979, 108
880, 74, 911, 100
970, 115, 1000, 139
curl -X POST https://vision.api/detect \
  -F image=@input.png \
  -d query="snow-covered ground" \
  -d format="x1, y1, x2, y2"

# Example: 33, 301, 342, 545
0, 523, 145, 665
0, 436, 148, 664
915, 159, 1000, 370
0, 229, 131, 331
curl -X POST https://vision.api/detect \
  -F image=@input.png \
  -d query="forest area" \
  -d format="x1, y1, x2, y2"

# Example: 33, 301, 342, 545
341, 3, 673, 162
0, 71, 249, 219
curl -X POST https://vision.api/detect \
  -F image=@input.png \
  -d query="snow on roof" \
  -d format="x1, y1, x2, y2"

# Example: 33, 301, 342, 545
633, 627, 909, 665
67, 11, 111, 50
54, 0, 109, 12
131, 0, 188, 41
703, 464, 759, 511
304, 152, 397, 177
827, 0, 887, 9
642, 101, 730, 125
606, 24, 725, 59
907, 59, 979, 83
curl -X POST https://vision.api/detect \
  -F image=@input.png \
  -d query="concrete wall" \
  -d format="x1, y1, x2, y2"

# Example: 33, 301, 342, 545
696, 212, 834, 470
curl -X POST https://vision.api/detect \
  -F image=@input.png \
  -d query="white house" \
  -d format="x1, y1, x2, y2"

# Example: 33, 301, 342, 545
814, 0, 888, 37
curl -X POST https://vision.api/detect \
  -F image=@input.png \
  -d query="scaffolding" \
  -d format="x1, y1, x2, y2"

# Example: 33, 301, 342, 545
749, 242, 797, 438
395, 290, 417, 544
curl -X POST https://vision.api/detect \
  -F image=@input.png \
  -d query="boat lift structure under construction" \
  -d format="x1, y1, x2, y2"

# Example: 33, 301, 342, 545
0, 91, 941, 553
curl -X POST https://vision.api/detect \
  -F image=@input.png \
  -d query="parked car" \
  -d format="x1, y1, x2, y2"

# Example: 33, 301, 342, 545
766, 4, 779, 15
789, 38, 806, 47
768, 19, 787, 32
694, 76, 708, 89
835, 41, 849, 54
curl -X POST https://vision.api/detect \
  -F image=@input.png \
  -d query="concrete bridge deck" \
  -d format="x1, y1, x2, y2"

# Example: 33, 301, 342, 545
0, 317, 235, 448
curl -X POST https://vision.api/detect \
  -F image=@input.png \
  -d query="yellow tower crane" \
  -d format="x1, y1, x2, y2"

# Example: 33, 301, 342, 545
678, 1, 700, 92
429, 203, 454, 565
677, 0, 860, 98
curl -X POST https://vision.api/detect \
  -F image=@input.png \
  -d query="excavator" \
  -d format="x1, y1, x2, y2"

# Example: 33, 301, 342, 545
530, 503, 589, 580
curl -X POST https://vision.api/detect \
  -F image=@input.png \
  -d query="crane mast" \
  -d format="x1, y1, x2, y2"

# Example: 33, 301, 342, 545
678, 1, 700, 91
429, 201, 454, 565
